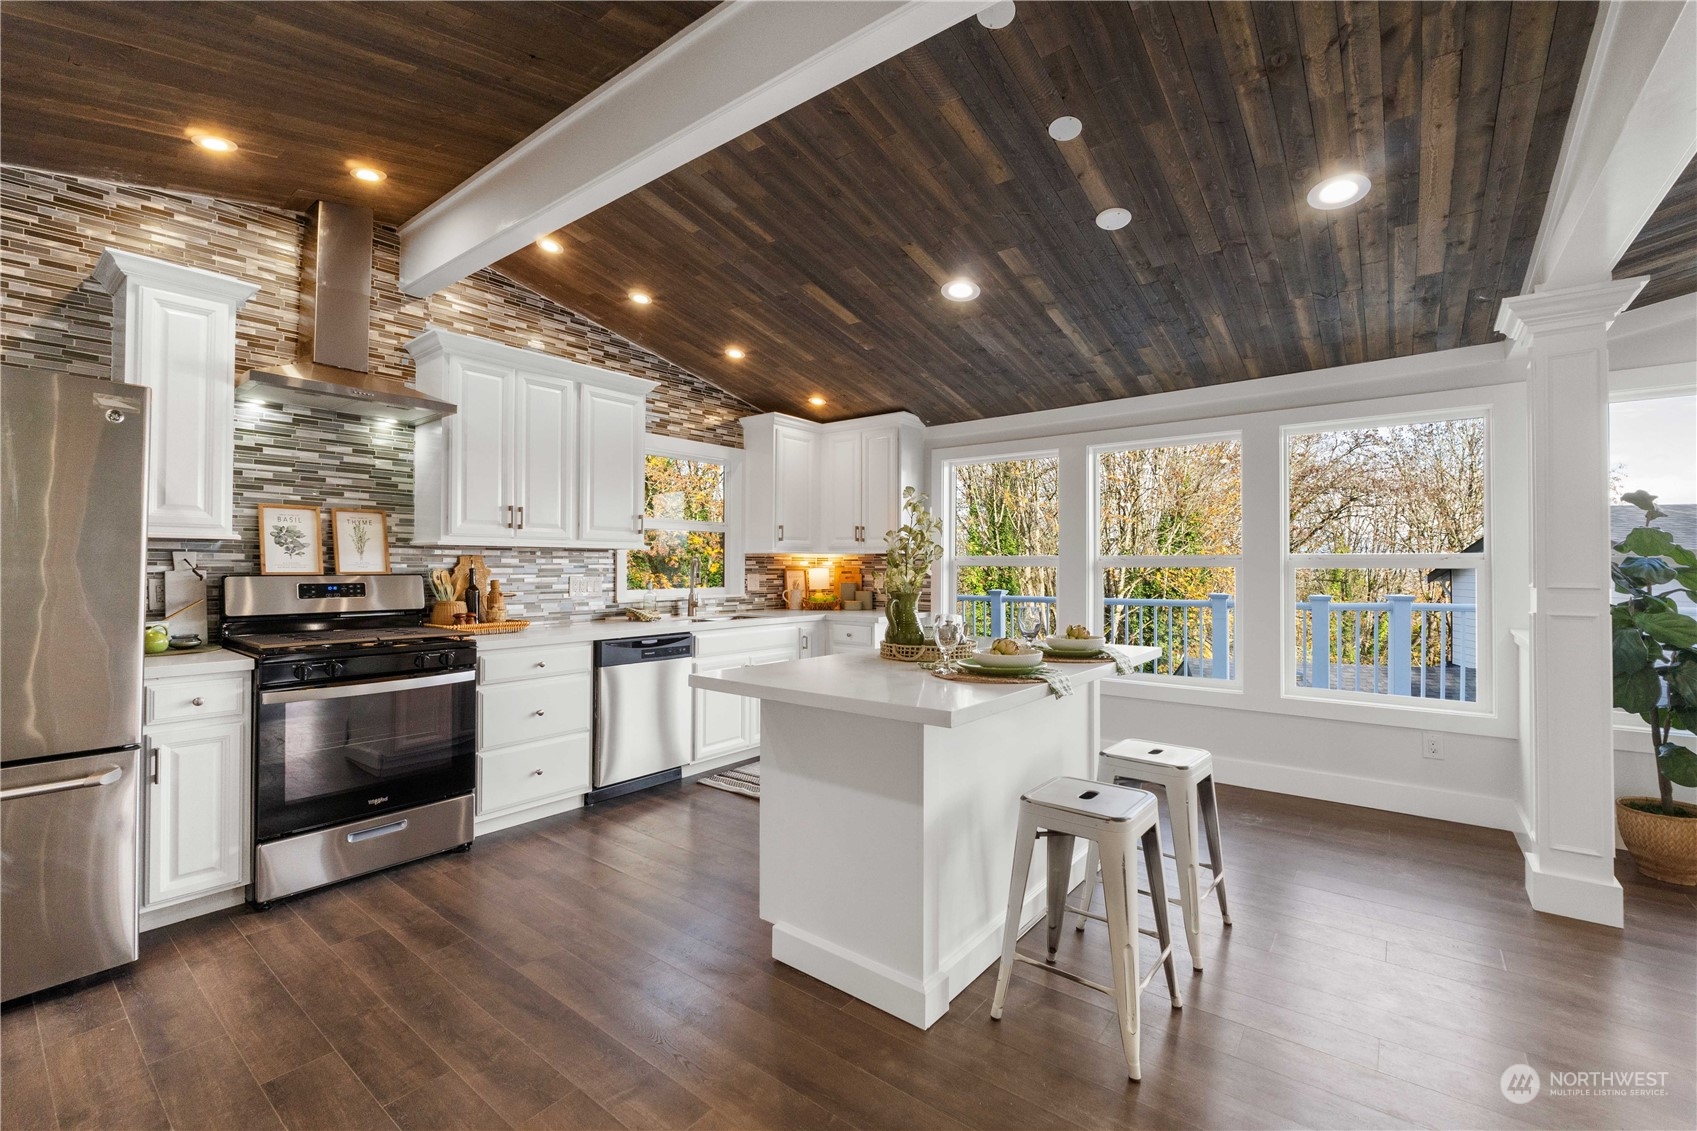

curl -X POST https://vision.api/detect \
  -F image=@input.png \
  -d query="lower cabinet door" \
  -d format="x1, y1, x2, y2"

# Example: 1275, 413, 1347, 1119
477, 732, 591, 815
145, 720, 249, 908
742, 646, 800, 749
693, 655, 754, 761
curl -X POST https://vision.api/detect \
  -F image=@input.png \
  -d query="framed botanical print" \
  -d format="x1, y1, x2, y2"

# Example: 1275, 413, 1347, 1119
257, 504, 323, 575
332, 507, 391, 574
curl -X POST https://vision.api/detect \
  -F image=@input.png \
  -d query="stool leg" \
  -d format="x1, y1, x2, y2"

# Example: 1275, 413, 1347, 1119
1166, 782, 1205, 970
1142, 825, 1183, 1009
1198, 775, 1232, 927
1044, 832, 1075, 962
991, 809, 1039, 1021
1098, 837, 1143, 1081
1074, 838, 1099, 932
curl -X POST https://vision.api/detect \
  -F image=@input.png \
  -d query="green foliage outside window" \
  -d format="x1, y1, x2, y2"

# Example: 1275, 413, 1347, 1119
625, 455, 727, 591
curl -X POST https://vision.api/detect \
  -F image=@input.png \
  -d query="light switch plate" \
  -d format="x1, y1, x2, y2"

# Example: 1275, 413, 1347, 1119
147, 575, 165, 615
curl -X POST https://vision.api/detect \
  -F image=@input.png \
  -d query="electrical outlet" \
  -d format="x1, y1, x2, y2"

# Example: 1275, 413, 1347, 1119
147, 575, 165, 615
1422, 732, 1444, 760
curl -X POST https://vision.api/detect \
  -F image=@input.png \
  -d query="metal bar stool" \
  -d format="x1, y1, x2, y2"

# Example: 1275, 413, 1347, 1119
1077, 740, 1231, 970
991, 776, 1182, 1081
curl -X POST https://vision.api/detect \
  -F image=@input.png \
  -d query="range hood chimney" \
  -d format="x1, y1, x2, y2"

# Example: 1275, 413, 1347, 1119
237, 201, 454, 424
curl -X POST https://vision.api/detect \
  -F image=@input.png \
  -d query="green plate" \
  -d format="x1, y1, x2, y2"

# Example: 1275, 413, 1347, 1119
953, 658, 1050, 677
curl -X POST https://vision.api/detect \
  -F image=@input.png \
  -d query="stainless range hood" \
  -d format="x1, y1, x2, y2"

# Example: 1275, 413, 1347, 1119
237, 201, 454, 425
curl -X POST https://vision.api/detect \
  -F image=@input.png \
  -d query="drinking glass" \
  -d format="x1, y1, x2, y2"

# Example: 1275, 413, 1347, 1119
934, 616, 962, 673
1019, 605, 1044, 650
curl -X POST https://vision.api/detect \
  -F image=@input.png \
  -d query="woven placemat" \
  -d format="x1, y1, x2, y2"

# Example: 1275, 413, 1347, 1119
933, 670, 1047, 685
1037, 651, 1115, 665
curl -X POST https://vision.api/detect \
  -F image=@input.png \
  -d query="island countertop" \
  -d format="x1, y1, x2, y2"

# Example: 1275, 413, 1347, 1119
690, 650, 1152, 728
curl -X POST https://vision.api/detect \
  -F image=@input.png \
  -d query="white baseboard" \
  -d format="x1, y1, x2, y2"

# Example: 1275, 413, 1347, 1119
473, 792, 584, 836
1522, 848, 1624, 928
1211, 754, 1519, 831
683, 749, 759, 779
140, 886, 248, 932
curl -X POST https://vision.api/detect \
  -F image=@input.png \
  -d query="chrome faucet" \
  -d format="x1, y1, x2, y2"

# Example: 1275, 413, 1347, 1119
686, 558, 701, 618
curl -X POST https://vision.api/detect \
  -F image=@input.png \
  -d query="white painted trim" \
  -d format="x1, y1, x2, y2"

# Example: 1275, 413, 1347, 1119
139, 886, 247, 932
615, 433, 746, 602
1211, 753, 1519, 832
473, 792, 584, 837
1608, 363, 1697, 401
398, 2, 991, 295
1522, 847, 1625, 928
404, 327, 658, 397
93, 248, 261, 307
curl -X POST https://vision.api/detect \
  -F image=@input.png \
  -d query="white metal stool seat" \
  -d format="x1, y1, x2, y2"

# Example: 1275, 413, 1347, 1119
991, 776, 1182, 1081
1078, 739, 1231, 971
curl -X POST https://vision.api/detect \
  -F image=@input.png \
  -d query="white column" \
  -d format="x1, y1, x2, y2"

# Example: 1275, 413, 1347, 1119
1496, 278, 1645, 927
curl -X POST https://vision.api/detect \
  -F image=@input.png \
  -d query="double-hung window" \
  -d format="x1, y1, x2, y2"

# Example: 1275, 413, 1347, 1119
620, 438, 740, 599
1284, 413, 1488, 706
945, 453, 1059, 638
1093, 437, 1241, 679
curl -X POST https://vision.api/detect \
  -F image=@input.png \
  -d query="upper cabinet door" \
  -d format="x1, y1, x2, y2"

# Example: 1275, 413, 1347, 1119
447, 359, 517, 543
511, 373, 575, 544
822, 430, 863, 550
578, 385, 645, 548
93, 251, 257, 540
772, 423, 817, 549
858, 427, 900, 549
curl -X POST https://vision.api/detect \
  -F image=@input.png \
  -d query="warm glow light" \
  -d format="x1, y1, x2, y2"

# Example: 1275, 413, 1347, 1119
942, 278, 980, 301
807, 395, 827, 407
351, 167, 386, 183
536, 236, 564, 254
194, 135, 237, 153
807, 566, 831, 591
628, 291, 653, 305
725, 347, 746, 360
1306, 172, 1371, 210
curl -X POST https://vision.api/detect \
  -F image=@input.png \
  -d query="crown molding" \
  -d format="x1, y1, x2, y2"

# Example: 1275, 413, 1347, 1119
92, 247, 259, 306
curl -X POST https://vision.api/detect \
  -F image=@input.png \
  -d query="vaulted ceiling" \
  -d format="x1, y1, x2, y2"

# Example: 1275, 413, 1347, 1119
2, 1, 1648, 425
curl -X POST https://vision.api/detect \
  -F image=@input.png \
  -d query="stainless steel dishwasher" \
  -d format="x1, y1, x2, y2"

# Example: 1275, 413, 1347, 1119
588, 632, 695, 803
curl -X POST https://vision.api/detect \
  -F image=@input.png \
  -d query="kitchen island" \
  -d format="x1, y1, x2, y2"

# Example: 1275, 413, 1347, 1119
690, 648, 1153, 1028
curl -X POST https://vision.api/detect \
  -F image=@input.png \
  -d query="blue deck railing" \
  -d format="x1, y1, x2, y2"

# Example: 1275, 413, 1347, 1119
953, 591, 1476, 700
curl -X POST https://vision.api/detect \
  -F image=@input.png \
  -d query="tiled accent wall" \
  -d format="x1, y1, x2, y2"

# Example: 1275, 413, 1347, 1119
3, 166, 824, 626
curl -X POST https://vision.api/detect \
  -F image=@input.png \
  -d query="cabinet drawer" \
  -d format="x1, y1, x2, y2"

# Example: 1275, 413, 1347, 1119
478, 643, 591, 685
477, 732, 591, 815
146, 674, 247, 726
695, 624, 800, 659
478, 674, 591, 750
829, 623, 873, 648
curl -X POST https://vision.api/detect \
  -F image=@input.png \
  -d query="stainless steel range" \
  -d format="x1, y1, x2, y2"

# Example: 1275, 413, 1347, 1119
221, 575, 476, 906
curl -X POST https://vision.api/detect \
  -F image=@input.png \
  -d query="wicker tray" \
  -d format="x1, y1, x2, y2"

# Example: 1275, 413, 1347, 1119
881, 639, 976, 663
431, 619, 532, 635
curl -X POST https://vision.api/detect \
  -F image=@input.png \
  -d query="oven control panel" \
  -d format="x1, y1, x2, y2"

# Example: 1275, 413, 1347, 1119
297, 582, 367, 600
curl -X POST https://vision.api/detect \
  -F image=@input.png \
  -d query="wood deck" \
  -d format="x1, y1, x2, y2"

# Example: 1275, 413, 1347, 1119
3, 782, 1691, 1130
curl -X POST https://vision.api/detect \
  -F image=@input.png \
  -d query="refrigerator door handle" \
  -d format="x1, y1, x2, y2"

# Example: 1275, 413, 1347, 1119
0, 765, 124, 803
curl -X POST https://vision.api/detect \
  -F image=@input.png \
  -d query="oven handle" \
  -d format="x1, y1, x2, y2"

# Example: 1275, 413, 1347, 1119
261, 669, 474, 705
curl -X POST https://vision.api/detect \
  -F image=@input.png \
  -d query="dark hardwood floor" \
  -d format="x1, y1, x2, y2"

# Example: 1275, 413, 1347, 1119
3, 784, 1692, 1130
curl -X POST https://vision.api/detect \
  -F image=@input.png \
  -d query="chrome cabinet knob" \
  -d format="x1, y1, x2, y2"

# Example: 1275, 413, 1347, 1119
534, 709, 545, 716
531, 768, 544, 776
190, 697, 204, 706
535, 661, 547, 668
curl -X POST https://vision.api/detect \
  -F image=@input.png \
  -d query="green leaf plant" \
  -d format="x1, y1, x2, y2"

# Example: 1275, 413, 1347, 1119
1611, 491, 1697, 815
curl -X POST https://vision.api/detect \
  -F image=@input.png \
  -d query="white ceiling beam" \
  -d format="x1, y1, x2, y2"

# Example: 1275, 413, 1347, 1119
1523, 0, 1697, 292
398, 0, 992, 297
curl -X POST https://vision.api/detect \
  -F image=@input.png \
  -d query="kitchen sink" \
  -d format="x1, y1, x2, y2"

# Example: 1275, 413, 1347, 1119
688, 614, 764, 622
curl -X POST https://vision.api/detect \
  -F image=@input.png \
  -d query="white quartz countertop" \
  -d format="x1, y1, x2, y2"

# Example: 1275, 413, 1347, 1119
143, 647, 254, 677
690, 651, 1125, 728
471, 609, 876, 651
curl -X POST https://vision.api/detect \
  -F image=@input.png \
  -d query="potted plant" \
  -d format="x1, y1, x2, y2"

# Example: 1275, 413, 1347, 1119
1610, 490, 1697, 885
883, 486, 943, 647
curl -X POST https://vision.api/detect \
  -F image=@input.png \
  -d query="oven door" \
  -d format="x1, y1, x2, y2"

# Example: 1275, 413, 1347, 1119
255, 670, 475, 841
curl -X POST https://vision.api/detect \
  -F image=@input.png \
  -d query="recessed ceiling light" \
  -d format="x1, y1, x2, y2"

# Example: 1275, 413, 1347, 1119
350, 167, 386, 183
536, 236, 564, 254
1096, 207, 1131, 231
808, 395, 827, 407
193, 135, 237, 153
942, 278, 980, 301
1048, 116, 1082, 142
977, 1, 1015, 29
725, 347, 746, 360
628, 291, 653, 305
1306, 172, 1371, 210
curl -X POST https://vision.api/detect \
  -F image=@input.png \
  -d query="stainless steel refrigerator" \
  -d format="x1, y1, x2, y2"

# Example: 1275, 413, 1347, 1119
1, 371, 149, 1001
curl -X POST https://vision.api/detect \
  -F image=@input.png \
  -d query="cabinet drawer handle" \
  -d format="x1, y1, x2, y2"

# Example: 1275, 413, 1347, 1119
516, 505, 524, 530
190, 697, 205, 706
150, 748, 160, 785
776, 523, 784, 541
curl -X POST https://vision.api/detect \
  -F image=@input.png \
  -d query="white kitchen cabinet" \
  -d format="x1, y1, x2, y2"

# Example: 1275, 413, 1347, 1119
141, 670, 251, 913
578, 384, 646, 547
93, 249, 258, 540
693, 653, 755, 760
407, 329, 654, 549
742, 412, 923, 553
473, 640, 595, 832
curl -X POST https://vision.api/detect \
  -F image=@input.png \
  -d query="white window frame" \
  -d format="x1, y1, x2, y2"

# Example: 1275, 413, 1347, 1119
940, 447, 1062, 635
1280, 406, 1495, 716
616, 434, 745, 602
1089, 431, 1244, 686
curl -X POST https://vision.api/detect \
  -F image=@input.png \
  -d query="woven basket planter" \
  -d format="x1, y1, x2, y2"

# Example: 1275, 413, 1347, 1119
880, 640, 976, 663
1616, 797, 1697, 886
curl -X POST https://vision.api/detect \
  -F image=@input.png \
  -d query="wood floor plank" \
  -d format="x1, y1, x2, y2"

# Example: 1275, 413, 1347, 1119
385, 1069, 513, 1131
1, 1002, 58, 1130
262, 1053, 397, 1131
28, 978, 125, 1049
109, 934, 223, 1065
39, 1018, 169, 1130
145, 1033, 283, 1131
172, 928, 331, 1085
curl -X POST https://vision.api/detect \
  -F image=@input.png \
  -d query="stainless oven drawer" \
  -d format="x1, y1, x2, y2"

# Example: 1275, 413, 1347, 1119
254, 793, 473, 903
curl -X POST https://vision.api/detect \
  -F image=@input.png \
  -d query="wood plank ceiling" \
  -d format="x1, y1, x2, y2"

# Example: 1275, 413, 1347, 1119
499, 0, 1598, 423
2, 2, 1605, 424
0, 1, 711, 225
1615, 155, 1697, 310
